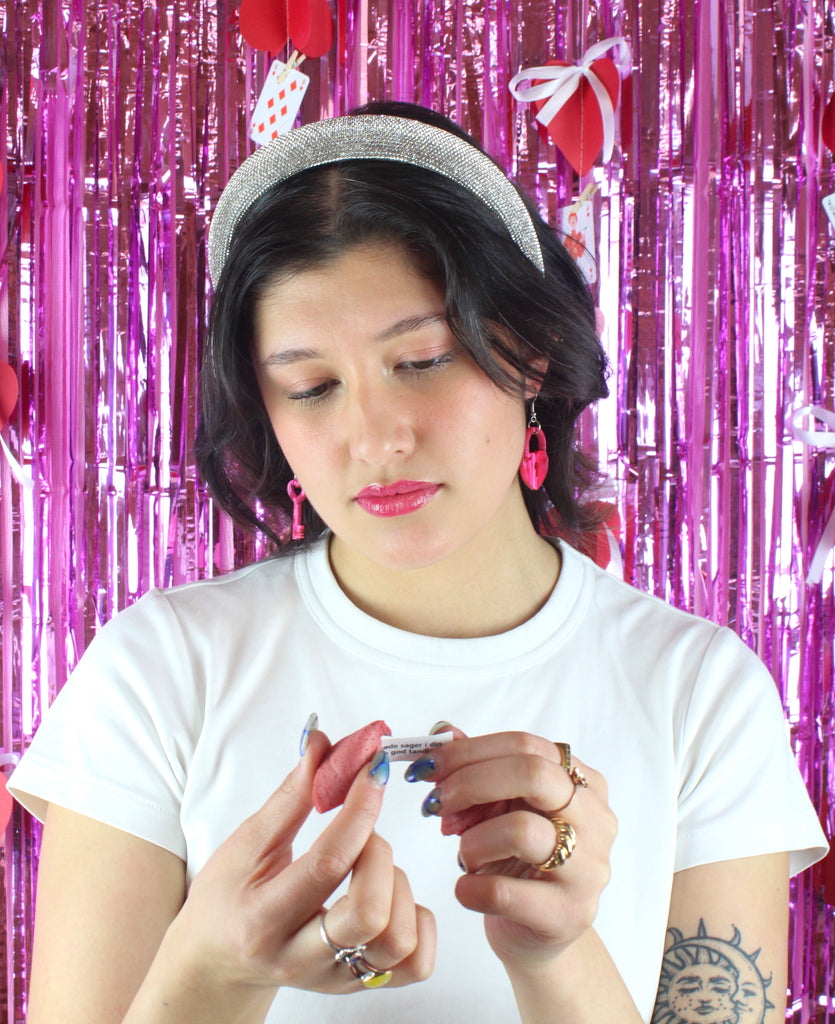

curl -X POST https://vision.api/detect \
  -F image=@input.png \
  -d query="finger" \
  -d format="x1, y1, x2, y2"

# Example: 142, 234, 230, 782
411, 732, 565, 784
458, 810, 564, 873
380, 901, 436, 986
455, 866, 604, 938
293, 899, 435, 993
427, 720, 468, 741
362, 866, 419, 967
323, 832, 395, 947
264, 751, 389, 929
423, 754, 576, 818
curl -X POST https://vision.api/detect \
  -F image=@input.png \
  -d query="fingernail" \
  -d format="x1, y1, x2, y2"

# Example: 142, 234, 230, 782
404, 756, 435, 783
299, 712, 318, 757
421, 788, 442, 816
368, 749, 390, 786
429, 720, 453, 735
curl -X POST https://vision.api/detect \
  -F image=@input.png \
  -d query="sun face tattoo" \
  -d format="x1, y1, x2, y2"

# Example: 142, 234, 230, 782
652, 920, 774, 1024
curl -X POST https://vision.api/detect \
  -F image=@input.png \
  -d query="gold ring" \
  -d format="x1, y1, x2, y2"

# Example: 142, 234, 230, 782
549, 761, 588, 814
554, 742, 571, 772
536, 816, 576, 870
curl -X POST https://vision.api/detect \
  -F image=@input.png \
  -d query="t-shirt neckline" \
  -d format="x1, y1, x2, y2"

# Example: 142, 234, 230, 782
294, 539, 592, 674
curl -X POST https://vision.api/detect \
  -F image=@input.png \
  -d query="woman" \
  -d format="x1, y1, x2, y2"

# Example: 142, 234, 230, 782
10, 102, 827, 1024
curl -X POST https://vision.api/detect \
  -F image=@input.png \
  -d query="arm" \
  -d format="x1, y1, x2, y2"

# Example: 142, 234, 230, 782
410, 729, 790, 1023
501, 855, 788, 1023
27, 732, 435, 1024
651, 853, 788, 1023
27, 805, 188, 1024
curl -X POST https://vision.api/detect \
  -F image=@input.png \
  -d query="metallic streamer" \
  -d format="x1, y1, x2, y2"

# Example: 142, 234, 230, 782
1, 0, 833, 1018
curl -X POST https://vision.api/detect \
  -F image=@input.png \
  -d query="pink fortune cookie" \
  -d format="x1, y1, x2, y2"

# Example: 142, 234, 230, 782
312, 720, 392, 813
440, 799, 512, 837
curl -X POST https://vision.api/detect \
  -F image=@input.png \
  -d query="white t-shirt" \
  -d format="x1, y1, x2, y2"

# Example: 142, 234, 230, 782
9, 540, 828, 1023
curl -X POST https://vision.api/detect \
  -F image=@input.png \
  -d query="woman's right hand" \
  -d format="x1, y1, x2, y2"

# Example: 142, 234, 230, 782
165, 728, 436, 998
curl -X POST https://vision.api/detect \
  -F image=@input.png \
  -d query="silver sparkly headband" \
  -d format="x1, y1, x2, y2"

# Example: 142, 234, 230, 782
208, 114, 545, 286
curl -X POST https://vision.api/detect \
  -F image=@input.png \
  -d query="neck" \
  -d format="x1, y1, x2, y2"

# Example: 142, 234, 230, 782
327, 509, 561, 639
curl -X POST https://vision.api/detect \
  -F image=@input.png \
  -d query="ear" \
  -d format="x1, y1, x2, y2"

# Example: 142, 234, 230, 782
524, 355, 549, 400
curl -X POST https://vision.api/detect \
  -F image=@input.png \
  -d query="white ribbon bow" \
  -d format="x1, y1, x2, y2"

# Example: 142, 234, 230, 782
791, 406, 835, 584
508, 37, 632, 165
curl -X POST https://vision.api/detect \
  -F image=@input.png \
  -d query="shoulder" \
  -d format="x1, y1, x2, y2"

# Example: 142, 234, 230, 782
558, 543, 776, 710
560, 542, 722, 655
104, 554, 300, 637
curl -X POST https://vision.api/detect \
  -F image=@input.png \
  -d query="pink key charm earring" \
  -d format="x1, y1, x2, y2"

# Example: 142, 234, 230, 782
287, 479, 306, 540
520, 400, 549, 490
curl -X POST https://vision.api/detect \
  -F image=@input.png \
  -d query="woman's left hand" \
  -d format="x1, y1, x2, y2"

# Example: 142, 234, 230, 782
413, 728, 616, 972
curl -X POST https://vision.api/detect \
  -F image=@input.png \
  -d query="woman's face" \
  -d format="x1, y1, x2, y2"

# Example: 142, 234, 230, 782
252, 242, 533, 575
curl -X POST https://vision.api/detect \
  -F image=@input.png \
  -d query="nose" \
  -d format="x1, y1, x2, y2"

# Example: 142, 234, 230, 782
345, 384, 416, 465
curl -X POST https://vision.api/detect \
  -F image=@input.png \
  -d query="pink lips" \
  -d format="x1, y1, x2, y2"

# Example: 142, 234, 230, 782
355, 480, 441, 517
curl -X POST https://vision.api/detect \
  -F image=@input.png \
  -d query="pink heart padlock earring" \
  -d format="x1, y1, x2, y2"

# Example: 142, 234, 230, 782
287, 479, 306, 540
519, 400, 549, 490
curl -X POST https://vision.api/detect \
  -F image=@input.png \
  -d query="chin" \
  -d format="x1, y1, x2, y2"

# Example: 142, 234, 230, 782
354, 524, 463, 573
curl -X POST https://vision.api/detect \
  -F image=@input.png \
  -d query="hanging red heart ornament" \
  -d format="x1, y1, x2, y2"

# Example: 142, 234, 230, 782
239, 0, 289, 52
0, 360, 19, 430
293, 0, 333, 58
0, 777, 12, 837
823, 92, 835, 153
239, 0, 333, 56
532, 59, 619, 176
509, 37, 632, 177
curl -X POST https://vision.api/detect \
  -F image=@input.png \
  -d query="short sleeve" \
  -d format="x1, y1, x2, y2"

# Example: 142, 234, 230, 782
675, 626, 828, 876
7, 590, 200, 860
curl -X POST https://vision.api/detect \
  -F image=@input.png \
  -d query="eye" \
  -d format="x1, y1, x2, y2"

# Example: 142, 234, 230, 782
285, 380, 337, 405
397, 352, 454, 374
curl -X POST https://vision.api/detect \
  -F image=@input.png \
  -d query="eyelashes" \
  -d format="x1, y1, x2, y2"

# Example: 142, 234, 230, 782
285, 352, 455, 407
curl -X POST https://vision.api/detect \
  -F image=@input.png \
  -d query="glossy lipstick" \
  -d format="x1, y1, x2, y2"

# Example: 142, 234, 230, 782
355, 481, 441, 517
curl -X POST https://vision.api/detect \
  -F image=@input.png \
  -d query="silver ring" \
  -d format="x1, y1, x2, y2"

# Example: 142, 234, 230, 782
319, 914, 393, 988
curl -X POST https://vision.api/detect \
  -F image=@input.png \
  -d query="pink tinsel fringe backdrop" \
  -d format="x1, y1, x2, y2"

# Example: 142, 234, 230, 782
1, 0, 833, 1018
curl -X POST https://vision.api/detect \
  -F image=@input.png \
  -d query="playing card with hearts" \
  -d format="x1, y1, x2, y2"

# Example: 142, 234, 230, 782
249, 59, 310, 146
557, 199, 597, 285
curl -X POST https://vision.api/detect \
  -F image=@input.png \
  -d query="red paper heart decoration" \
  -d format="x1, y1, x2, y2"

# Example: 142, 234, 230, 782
0, 777, 12, 837
295, 0, 333, 58
239, 0, 333, 56
533, 59, 621, 176
823, 92, 835, 153
0, 360, 19, 430
239, 0, 288, 52
576, 501, 621, 570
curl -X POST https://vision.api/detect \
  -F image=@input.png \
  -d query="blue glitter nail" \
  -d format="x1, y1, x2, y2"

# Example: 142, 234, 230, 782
299, 712, 318, 757
369, 749, 390, 786
421, 789, 442, 816
404, 757, 435, 783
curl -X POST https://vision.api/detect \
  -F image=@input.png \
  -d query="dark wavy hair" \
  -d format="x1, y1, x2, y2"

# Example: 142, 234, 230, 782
195, 101, 609, 551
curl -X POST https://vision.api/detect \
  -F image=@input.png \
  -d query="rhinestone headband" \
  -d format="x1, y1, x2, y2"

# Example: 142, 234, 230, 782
208, 114, 545, 286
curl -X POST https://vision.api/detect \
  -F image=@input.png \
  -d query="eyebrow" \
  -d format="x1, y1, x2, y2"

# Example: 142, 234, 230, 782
375, 312, 447, 341
259, 312, 447, 368
260, 347, 319, 368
